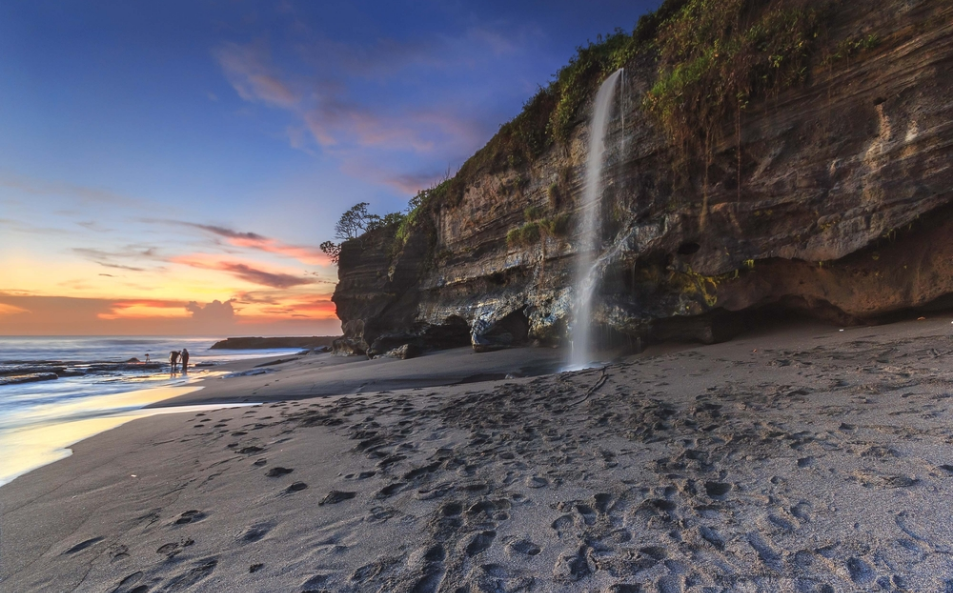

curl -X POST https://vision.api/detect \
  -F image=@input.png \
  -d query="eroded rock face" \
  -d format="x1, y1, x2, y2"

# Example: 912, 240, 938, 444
332, 0, 953, 352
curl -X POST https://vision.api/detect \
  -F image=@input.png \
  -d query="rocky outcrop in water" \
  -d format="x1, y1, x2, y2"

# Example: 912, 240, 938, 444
0, 373, 60, 386
332, 0, 953, 354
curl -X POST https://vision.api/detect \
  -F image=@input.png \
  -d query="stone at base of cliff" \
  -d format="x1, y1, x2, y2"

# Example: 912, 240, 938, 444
332, 337, 367, 357
383, 344, 421, 360
367, 333, 416, 358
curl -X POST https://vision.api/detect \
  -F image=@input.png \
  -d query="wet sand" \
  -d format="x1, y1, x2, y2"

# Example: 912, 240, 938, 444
4, 318, 953, 591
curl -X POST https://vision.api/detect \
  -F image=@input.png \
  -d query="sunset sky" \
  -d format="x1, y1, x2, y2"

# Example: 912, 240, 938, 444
0, 0, 659, 336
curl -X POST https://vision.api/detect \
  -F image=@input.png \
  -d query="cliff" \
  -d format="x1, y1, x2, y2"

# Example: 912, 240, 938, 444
332, 0, 953, 355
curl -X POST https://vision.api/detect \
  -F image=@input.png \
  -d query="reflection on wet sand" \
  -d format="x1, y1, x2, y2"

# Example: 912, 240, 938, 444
0, 384, 252, 487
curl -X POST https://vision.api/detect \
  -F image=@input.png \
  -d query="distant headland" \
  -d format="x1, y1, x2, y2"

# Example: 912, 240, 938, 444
209, 336, 339, 350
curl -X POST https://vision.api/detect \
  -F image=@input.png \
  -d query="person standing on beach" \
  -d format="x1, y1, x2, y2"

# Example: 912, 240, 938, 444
170, 350, 179, 371
181, 348, 190, 371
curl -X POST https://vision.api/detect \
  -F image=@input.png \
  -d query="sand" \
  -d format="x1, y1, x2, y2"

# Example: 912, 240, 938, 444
4, 318, 953, 592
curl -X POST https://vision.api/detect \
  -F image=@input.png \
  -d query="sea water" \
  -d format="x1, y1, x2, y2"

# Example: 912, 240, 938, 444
0, 336, 301, 486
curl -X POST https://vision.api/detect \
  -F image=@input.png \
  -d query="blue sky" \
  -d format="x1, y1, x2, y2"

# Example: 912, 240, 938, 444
0, 0, 660, 335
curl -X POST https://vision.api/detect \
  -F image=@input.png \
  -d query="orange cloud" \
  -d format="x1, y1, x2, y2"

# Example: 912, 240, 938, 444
232, 292, 336, 321
286, 299, 336, 315
172, 255, 315, 289
0, 303, 28, 316
0, 292, 340, 336
97, 299, 189, 320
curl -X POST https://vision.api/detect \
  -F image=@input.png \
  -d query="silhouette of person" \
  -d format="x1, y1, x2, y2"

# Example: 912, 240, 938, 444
170, 350, 179, 371
145, 353, 151, 363
181, 348, 190, 371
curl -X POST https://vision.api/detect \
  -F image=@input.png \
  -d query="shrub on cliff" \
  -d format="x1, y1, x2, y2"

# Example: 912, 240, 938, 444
321, 203, 407, 263
641, 0, 825, 224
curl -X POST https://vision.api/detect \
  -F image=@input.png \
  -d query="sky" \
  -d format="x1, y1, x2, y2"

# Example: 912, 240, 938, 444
0, 0, 661, 337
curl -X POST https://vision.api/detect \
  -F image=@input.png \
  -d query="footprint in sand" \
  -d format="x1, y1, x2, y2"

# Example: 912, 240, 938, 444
319, 490, 355, 504
553, 546, 592, 582
376, 482, 406, 498
301, 574, 331, 590
526, 476, 548, 488
699, 526, 725, 549
63, 536, 104, 555
408, 563, 444, 593
704, 481, 731, 499
111, 571, 147, 593
606, 585, 642, 593
847, 556, 875, 584
440, 502, 463, 516
286, 481, 308, 493
551, 515, 574, 538
265, 467, 293, 477
791, 501, 813, 522
157, 538, 194, 558
242, 522, 273, 543
350, 561, 386, 583
174, 510, 206, 525
465, 531, 495, 556
506, 539, 541, 556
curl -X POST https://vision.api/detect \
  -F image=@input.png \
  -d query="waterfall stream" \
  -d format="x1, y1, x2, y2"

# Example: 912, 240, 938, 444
568, 68, 623, 370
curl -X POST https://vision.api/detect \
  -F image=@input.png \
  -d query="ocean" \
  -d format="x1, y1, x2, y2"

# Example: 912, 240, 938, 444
0, 336, 305, 487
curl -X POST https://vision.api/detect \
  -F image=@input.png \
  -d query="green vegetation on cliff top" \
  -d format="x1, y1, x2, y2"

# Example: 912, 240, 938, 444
406, 0, 833, 212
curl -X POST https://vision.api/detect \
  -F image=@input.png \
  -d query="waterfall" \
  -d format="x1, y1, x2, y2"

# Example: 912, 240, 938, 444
568, 68, 623, 370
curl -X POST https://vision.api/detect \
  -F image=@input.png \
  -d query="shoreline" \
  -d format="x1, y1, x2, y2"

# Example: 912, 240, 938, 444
4, 317, 953, 590
0, 341, 317, 487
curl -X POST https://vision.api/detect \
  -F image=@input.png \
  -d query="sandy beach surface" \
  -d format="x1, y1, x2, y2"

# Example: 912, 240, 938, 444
4, 318, 953, 592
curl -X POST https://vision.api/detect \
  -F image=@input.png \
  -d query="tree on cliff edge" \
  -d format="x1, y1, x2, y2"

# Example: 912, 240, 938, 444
322, 202, 403, 264
335, 202, 380, 240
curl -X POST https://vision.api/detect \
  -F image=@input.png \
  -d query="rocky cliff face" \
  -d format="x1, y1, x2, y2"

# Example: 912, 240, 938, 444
332, 0, 953, 355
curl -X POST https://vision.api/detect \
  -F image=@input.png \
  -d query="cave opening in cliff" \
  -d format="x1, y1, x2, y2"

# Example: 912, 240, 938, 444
426, 316, 472, 349
484, 310, 530, 348
677, 241, 701, 255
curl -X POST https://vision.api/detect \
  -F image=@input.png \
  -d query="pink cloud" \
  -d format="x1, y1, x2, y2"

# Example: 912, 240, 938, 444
173, 255, 315, 289
214, 42, 300, 108
303, 102, 434, 151
212, 38, 496, 193
381, 172, 446, 195
162, 222, 333, 266
214, 40, 487, 155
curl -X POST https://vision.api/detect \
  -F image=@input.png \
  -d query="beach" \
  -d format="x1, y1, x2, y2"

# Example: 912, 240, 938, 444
4, 318, 953, 591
